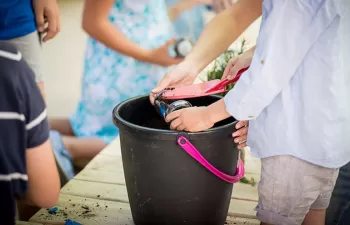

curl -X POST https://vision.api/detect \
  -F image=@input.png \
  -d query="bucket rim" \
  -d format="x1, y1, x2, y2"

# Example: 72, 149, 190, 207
112, 95, 237, 138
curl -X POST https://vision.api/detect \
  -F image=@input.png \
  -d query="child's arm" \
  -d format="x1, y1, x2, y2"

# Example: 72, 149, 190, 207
184, 0, 262, 75
33, 0, 60, 42
151, 0, 262, 98
17, 52, 60, 208
25, 141, 60, 208
82, 0, 181, 67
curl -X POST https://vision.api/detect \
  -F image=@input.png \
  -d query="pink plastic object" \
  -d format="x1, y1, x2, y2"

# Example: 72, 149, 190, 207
177, 136, 244, 184
161, 67, 249, 100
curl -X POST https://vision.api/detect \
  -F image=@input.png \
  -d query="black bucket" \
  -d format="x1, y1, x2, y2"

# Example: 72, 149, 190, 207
113, 95, 242, 225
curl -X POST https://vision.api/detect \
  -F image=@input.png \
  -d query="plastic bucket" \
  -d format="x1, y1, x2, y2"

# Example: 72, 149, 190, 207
112, 95, 243, 225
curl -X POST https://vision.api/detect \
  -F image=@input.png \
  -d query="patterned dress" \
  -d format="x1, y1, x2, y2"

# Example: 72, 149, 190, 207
70, 0, 175, 144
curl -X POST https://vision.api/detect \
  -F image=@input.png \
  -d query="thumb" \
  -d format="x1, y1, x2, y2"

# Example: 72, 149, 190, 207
35, 8, 45, 32
151, 75, 171, 94
164, 37, 177, 48
227, 67, 240, 80
222, 57, 238, 80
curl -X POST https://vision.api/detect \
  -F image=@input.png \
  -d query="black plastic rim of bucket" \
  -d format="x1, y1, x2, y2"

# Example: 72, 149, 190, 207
112, 94, 238, 141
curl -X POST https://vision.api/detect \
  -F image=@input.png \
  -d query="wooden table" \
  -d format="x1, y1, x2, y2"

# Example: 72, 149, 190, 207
30, 139, 260, 225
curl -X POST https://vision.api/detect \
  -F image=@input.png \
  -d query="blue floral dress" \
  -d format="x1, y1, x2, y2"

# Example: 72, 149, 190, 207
70, 0, 175, 144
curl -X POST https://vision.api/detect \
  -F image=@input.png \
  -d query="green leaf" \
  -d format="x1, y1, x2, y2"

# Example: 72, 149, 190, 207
205, 39, 247, 96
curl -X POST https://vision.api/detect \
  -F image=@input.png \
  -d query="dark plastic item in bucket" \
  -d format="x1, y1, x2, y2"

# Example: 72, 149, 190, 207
113, 95, 243, 225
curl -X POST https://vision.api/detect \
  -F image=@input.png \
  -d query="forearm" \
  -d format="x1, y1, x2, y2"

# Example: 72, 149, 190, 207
206, 99, 232, 123
26, 140, 60, 208
82, 20, 150, 62
185, 0, 262, 74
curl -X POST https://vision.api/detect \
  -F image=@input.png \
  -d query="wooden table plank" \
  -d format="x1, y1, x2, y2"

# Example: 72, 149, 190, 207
61, 180, 128, 203
84, 154, 122, 172
30, 194, 133, 225
30, 194, 257, 225
228, 200, 256, 219
60, 179, 257, 219
75, 169, 125, 185
99, 139, 121, 157
75, 173, 258, 202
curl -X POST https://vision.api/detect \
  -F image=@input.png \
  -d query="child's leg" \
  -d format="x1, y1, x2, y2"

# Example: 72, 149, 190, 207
303, 166, 340, 225
326, 161, 350, 225
303, 209, 325, 225
49, 118, 75, 136
62, 135, 107, 160
256, 155, 338, 225
49, 118, 107, 159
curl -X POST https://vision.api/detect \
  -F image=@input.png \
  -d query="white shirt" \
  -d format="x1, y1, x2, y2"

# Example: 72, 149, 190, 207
224, 0, 350, 168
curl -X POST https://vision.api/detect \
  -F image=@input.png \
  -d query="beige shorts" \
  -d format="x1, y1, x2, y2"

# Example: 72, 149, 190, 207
256, 155, 339, 225
6, 31, 43, 83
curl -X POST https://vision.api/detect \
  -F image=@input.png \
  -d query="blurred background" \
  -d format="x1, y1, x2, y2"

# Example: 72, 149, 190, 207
43, 0, 261, 117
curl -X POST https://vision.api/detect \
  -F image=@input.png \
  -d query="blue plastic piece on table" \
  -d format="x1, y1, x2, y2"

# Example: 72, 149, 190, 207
65, 219, 82, 225
47, 207, 58, 214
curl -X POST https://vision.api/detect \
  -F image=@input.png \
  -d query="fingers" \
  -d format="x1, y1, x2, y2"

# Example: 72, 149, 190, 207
42, 9, 59, 42
227, 65, 241, 80
234, 134, 247, 144
150, 72, 174, 104
149, 94, 156, 105
35, 7, 45, 33
222, 57, 238, 80
170, 118, 183, 130
232, 126, 248, 138
151, 75, 171, 95
237, 142, 248, 149
233, 120, 248, 149
167, 110, 189, 131
164, 37, 177, 48
235, 120, 248, 130
165, 110, 182, 123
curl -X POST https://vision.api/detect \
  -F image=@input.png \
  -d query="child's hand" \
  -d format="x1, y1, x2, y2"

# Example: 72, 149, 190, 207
33, 0, 60, 43
166, 107, 214, 132
147, 37, 183, 67
232, 121, 249, 149
222, 46, 256, 80
150, 60, 199, 104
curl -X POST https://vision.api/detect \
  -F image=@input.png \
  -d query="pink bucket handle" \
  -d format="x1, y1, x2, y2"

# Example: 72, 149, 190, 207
177, 136, 244, 184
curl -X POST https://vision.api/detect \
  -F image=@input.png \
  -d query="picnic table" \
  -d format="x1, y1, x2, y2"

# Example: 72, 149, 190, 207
29, 138, 261, 225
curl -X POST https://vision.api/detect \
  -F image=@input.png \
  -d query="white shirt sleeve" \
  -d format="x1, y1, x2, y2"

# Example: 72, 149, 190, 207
224, 0, 338, 121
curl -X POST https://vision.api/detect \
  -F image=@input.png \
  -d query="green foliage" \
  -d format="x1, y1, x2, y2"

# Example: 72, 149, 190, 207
239, 176, 257, 187
206, 39, 247, 96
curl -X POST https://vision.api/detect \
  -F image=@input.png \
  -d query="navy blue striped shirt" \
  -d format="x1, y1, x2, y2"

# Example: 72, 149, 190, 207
0, 42, 49, 224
